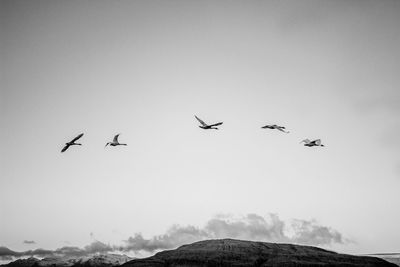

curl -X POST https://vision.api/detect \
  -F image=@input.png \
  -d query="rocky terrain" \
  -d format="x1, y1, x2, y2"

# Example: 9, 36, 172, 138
122, 239, 396, 267
36, 254, 132, 267
2, 258, 40, 267
1, 254, 132, 267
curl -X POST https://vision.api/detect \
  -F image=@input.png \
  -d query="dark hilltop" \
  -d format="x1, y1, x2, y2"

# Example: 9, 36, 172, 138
123, 239, 395, 267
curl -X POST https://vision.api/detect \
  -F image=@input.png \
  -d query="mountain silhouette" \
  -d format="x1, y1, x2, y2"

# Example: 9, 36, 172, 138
122, 239, 396, 267
2, 240, 397, 267
1, 254, 132, 267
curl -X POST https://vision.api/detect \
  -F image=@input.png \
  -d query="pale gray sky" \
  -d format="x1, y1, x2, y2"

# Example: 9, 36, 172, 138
1, 0, 400, 258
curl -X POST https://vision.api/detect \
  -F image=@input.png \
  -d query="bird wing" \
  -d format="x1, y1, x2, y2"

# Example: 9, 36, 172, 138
195, 116, 207, 126
71, 133, 84, 143
314, 139, 322, 145
300, 139, 310, 144
261, 125, 271, 129
113, 134, 120, 143
209, 122, 223, 127
61, 144, 70, 152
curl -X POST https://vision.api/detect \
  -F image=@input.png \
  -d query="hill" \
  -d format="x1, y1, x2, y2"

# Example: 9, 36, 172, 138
122, 239, 396, 267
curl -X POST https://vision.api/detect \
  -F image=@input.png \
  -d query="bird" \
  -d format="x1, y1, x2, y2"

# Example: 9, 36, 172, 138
105, 134, 127, 147
195, 115, 223, 130
61, 133, 84, 152
300, 139, 325, 147
261, 124, 289, 133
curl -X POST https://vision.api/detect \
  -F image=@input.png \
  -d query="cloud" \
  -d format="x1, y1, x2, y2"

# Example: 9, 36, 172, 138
0, 246, 21, 257
84, 241, 113, 255
121, 225, 208, 253
205, 213, 288, 242
121, 213, 344, 253
1, 213, 346, 261
23, 240, 36, 245
0, 241, 113, 261
291, 219, 344, 246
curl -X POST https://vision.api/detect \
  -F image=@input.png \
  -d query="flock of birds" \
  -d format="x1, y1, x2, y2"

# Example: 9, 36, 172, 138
194, 115, 324, 147
61, 133, 127, 152
61, 115, 324, 152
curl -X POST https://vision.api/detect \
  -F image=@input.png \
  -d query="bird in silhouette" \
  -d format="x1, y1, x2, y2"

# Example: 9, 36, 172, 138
195, 115, 223, 130
61, 133, 84, 152
105, 134, 127, 147
261, 124, 289, 133
300, 139, 325, 147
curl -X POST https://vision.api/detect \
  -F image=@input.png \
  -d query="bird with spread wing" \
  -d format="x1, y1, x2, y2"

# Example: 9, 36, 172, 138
105, 134, 127, 147
61, 133, 84, 152
261, 124, 289, 133
195, 115, 223, 130
300, 139, 325, 147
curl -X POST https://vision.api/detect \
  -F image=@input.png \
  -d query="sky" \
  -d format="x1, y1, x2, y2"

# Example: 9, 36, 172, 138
1, 0, 400, 261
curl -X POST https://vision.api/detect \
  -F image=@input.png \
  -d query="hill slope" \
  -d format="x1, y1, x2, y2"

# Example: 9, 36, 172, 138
122, 239, 396, 267
364, 254, 400, 266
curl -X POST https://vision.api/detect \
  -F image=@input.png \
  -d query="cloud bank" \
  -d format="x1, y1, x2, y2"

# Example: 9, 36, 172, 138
23, 240, 36, 245
1, 213, 345, 261
121, 213, 344, 253
0, 241, 113, 261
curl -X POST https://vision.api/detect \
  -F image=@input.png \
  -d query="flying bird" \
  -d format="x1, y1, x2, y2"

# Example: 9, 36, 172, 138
300, 139, 325, 147
61, 133, 84, 152
195, 115, 223, 130
105, 134, 127, 147
261, 124, 289, 133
